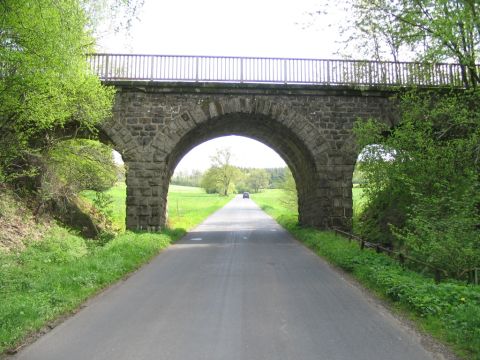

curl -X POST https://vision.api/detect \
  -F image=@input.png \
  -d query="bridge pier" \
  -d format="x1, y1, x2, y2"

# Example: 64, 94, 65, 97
297, 166, 354, 231
125, 160, 169, 231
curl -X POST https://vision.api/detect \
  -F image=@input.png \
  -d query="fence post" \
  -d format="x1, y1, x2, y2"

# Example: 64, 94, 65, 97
434, 269, 441, 284
475, 268, 479, 286
398, 253, 405, 266
375, 244, 381, 253
360, 240, 365, 250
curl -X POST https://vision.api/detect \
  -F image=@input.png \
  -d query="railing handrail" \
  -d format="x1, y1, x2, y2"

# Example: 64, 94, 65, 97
88, 53, 471, 67
87, 53, 479, 88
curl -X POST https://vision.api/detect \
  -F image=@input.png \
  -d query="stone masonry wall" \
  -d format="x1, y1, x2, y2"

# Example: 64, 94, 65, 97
101, 83, 396, 231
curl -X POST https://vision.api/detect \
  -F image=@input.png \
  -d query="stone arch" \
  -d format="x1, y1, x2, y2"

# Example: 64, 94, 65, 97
108, 87, 394, 232
164, 112, 322, 227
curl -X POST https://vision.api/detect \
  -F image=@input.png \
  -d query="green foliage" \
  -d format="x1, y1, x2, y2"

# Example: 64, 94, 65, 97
47, 139, 117, 194
252, 190, 480, 360
171, 169, 203, 187
331, 0, 480, 86
354, 90, 480, 279
0, 0, 114, 182
200, 147, 242, 195
265, 167, 288, 188
92, 191, 114, 219
280, 168, 298, 210
245, 168, 270, 193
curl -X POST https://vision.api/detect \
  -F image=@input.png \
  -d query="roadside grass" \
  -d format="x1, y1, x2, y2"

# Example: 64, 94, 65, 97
0, 185, 232, 354
352, 186, 365, 231
81, 184, 226, 232
251, 189, 480, 360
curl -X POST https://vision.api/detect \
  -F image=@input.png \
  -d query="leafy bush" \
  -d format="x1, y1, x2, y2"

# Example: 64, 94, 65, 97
0, 0, 114, 183
354, 90, 480, 279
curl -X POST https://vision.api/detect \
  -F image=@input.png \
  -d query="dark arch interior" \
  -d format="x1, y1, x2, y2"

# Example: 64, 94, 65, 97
166, 113, 320, 222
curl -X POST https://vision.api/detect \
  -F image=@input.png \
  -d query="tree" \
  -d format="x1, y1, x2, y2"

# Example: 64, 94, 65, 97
171, 169, 203, 187
354, 89, 480, 278
0, 0, 114, 184
209, 148, 241, 196
281, 168, 298, 210
82, 0, 144, 39
328, 0, 480, 87
246, 169, 270, 193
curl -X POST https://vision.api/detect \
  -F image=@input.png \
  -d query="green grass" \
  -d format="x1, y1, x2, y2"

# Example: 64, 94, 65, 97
0, 184, 232, 354
352, 187, 365, 231
81, 184, 229, 232
251, 189, 480, 360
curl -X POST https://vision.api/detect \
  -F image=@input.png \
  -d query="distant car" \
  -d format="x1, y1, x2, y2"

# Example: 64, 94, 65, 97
243, 192, 250, 199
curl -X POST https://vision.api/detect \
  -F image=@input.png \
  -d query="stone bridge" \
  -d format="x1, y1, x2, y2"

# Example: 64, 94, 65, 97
100, 82, 397, 231
90, 54, 467, 231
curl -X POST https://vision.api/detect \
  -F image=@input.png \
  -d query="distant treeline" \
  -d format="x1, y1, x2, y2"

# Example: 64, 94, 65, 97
171, 167, 288, 190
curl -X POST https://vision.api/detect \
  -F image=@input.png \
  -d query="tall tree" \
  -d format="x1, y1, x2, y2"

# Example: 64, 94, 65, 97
0, 0, 114, 182
209, 148, 241, 196
246, 169, 270, 193
329, 0, 480, 87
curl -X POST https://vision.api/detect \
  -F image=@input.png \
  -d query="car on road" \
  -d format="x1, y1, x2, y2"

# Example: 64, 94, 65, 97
243, 192, 250, 199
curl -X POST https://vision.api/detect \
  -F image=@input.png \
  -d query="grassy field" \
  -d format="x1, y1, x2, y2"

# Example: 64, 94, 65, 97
0, 185, 232, 354
251, 187, 365, 224
82, 184, 229, 232
251, 189, 480, 360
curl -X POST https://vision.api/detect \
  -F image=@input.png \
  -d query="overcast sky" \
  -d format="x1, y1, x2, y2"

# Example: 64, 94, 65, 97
101, 0, 344, 172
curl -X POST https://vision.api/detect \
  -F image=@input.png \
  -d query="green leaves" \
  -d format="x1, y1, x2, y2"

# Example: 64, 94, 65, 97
337, 0, 480, 86
354, 89, 480, 279
0, 0, 114, 182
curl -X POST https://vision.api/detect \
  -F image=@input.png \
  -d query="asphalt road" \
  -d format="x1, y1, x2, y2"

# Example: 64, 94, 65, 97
13, 196, 439, 360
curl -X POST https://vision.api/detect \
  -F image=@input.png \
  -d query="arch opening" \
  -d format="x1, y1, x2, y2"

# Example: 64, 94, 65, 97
117, 101, 356, 232
163, 113, 319, 226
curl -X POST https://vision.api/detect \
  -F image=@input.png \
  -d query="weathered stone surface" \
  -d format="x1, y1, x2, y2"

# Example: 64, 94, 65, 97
101, 82, 397, 231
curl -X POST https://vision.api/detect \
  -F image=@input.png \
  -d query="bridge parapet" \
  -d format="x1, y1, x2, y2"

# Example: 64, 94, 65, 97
88, 53, 478, 88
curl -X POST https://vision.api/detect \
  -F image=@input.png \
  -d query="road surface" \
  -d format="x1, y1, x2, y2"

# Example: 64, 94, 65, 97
13, 196, 439, 360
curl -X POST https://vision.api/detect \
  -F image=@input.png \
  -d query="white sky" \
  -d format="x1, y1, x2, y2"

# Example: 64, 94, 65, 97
100, 0, 345, 173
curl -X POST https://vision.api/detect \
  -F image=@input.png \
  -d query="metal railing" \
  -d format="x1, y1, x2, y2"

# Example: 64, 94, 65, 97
87, 53, 479, 87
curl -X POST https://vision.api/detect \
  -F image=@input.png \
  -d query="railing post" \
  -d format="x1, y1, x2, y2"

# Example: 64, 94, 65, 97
326, 60, 330, 85
449, 64, 454, 86
368, 61, 372, 85
195, 57, 199, 82
150, 56, 155, 80
283, 59, 287, 84
104, 54, 109, 81
240, 57, 244, 83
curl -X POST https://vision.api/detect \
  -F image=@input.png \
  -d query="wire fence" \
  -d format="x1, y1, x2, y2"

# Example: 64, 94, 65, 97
87, 54, 479, 87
